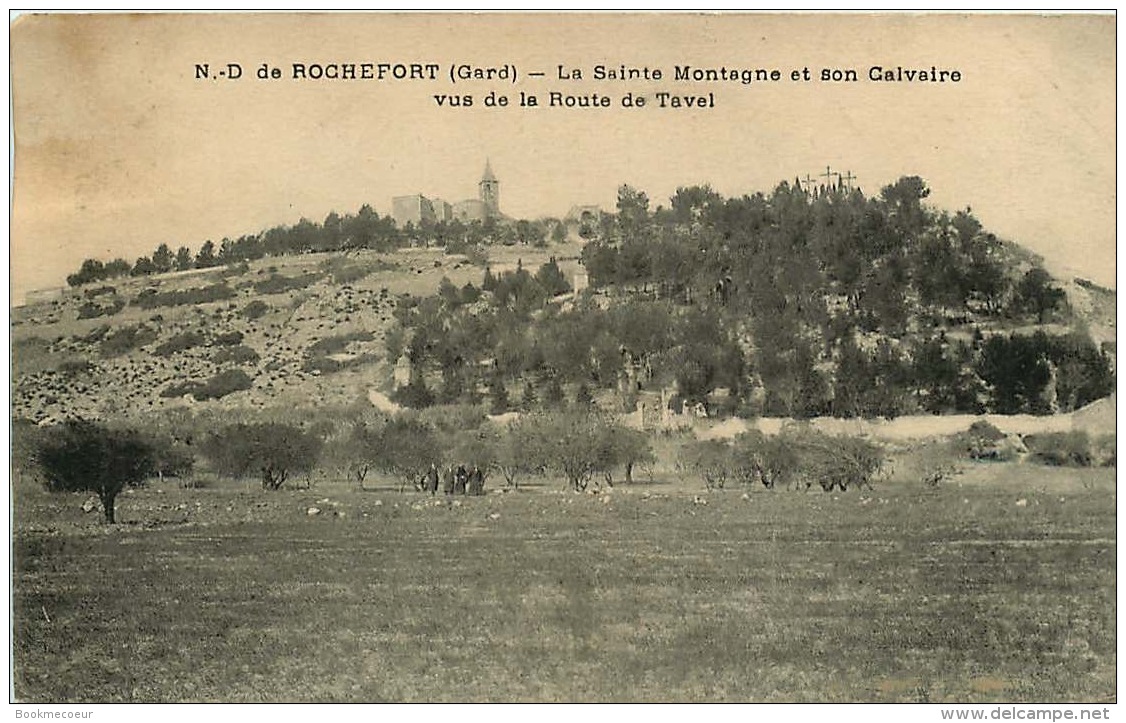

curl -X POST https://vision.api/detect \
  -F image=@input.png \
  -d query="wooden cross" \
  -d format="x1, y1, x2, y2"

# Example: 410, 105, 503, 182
801, 174, 816, 193
840, 170, 857, 191
820, 165, 836, 191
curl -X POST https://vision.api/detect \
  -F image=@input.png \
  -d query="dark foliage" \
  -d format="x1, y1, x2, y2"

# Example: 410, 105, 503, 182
240, 300, 271, 320
154, 331, 208, 357
77, 298, 125, 319
1024, 431, 1094, 467
202, 422, 322, 490
252, 273, 323, 295
160, 369, 253, 401
212, 330, 244, 346
35, 420, 157, 523
212, 345, 260, 366
134, 283, 236, 310
100, 324, 159, 357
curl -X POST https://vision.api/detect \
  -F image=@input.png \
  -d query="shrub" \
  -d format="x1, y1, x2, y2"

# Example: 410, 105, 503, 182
302, 331, 378, 374
81, 325, 112, 343
160, 381, 197, 399
154, 331, 208, 357
1025, 431, 1093, 467
464, 245, 490, 267
1093, 434, 1116, 467
77, 298, 125, 319
160, 368, 253, 401
319, 257, 375, 285
391, 377, 435, 408
957, 420, 1017, 461
967, 420, 1005, 442
100, 324, 159, 357
212, 345, 260, 366
240, 300, 271, 320
57, 358, 96, 376
302, 355, 377, 374
221, 261, 251, 277
213, 330, 244, 346
252, 273, 322, 295
306, 331, 375, 357
83, 285, 117, 299
134, 283, 236, 310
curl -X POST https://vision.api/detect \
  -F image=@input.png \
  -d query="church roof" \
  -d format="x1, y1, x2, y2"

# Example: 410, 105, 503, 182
481, 159, 497, 183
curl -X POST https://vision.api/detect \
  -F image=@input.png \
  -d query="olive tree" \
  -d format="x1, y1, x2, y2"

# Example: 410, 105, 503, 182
371, 415, 441, 492
524, 411, 619, 492
36, 419, 157, 523
203, 422, 323, 490
680, 438, 735, 491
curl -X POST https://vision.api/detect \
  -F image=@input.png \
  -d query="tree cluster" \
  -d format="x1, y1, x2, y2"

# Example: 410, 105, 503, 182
65, 207, 566, 288
680, 428, 883, 493
571, 178, 1099, 418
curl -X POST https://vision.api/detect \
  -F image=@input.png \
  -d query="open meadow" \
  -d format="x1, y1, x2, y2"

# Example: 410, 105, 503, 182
12, 464, 1116, 703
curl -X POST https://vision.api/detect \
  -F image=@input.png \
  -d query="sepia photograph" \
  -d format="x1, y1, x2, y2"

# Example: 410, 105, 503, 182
8, 11, 1117, 708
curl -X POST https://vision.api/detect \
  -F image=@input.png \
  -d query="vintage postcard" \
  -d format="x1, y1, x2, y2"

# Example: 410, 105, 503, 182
9, 12, 1116, 708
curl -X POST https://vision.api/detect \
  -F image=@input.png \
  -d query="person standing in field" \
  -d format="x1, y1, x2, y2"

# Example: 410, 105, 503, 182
468, 465, 484, 496
454, 464, 468, 495
442, 465, 455, 496
426, 463, 439, 495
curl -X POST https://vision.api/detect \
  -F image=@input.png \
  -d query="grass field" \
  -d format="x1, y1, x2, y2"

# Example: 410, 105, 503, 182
11, 467, 1116, 703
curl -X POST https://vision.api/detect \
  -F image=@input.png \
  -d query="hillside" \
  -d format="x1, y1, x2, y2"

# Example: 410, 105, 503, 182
11, 243, 584, 425
11, 176, 1116, 428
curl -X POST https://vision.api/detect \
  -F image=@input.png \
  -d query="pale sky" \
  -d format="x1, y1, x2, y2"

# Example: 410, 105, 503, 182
10, 12, 1117, 303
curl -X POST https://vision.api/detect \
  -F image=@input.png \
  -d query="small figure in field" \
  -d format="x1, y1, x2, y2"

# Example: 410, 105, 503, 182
454, 464, 468, 495
468, 465, 485, 496
425, 463, 439, 495
442, 465, 455, 496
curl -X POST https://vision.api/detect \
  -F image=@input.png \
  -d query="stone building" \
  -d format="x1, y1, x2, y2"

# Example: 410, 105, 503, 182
391, 194, 436, 227
392, 160, 502, 227
430, 198, 453, 223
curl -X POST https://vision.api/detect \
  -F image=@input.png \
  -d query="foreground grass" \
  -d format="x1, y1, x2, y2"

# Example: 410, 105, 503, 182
12, 472, 1116, 702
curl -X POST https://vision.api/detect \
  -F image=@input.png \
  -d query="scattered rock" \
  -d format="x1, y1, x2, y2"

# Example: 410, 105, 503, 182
1015, 498, 1028, 507
306, 507, 321, 516
81, 496, 100, 513
488, 513, 500, 520
740, 493, 750, 501
693, 496, 708, 506
373, 500, 383, 507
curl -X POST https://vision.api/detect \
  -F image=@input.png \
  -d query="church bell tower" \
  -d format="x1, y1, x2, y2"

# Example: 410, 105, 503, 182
479, 159, 499, 218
